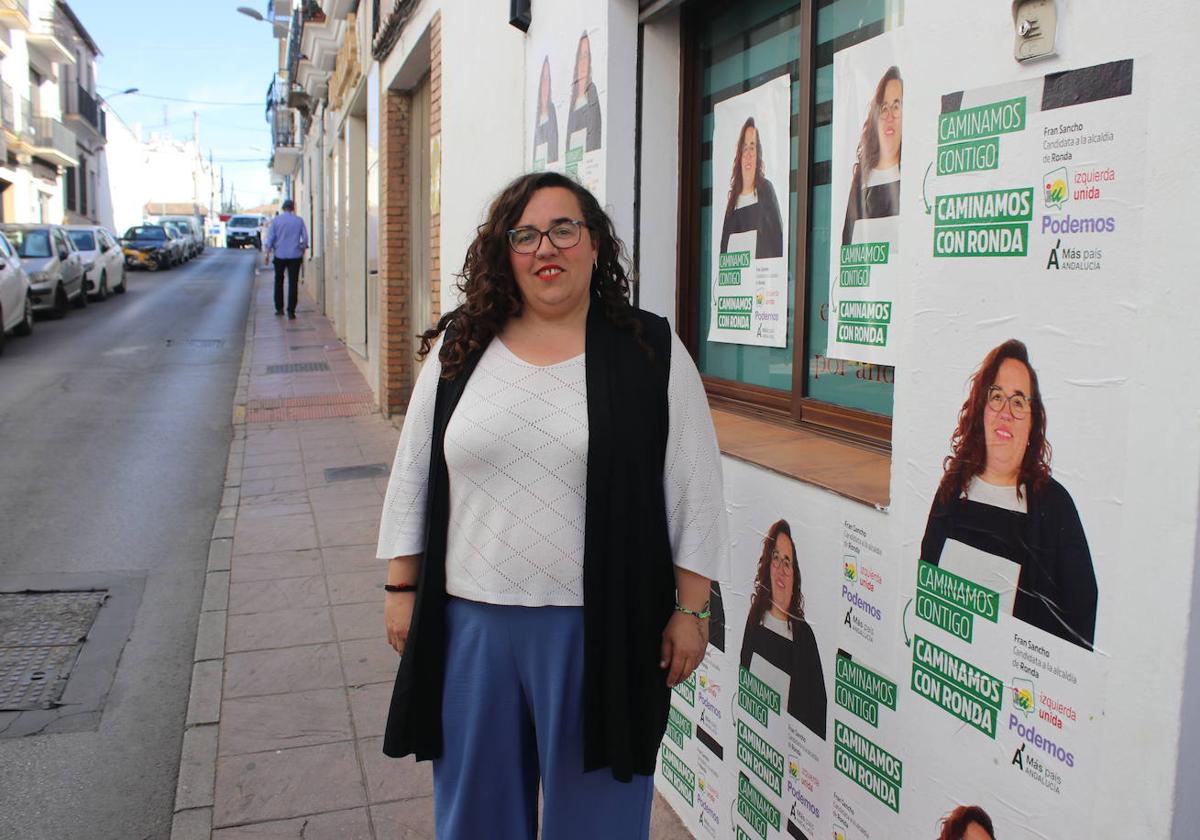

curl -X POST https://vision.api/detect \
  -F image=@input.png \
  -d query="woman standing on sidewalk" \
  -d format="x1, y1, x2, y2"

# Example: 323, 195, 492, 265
376, 171, 728, 840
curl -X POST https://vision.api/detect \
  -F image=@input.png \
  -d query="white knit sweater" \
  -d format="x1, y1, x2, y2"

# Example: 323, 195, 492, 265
376, 331, 729, 607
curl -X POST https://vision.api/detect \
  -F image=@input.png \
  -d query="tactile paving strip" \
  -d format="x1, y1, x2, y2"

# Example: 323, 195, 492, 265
0, 591, 107, 711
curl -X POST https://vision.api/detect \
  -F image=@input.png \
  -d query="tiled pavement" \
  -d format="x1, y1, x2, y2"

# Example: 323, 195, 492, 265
171, 265, 692, 839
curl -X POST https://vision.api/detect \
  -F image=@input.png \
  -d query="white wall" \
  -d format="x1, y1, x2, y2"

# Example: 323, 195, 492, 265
438, 0, 525, 308
637, 9, 681, 326
140, 136, 207, 208
99, 108, 147, 233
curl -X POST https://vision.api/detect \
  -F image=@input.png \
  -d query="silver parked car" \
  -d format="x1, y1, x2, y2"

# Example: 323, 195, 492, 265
0, 224, 86, 318
164, 221, 197, 260
156, 215, 205, 255
66, 225, 127, 300
0, 231, 33, 353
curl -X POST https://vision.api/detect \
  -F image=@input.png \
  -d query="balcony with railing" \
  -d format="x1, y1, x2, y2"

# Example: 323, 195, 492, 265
0, 83, 14, 133
30, 115, 77, 167
64, 83, 105, 141
267, 72, 302, 175
27, 14, 74, 64
0, 0, 30, 28
269, 106, 301, 176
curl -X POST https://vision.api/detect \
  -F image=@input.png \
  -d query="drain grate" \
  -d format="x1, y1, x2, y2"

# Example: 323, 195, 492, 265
324, 463, 390, 483
0, 591, 107, 711
265, 362, 331, 374
289, 344, 326, 351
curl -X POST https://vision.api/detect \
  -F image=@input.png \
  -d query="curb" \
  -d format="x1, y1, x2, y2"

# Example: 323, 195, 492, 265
170, 267, 256, 840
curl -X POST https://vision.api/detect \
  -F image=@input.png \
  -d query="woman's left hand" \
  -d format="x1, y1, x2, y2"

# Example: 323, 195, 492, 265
661, 611, 709, 687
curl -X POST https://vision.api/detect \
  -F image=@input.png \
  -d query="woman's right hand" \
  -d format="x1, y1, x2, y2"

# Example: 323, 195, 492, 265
385, 592, 416, 655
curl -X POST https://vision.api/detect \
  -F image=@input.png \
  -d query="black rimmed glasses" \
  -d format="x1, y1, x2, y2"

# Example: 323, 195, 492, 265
507, 219, 587, 254
986, 385, 1031, 419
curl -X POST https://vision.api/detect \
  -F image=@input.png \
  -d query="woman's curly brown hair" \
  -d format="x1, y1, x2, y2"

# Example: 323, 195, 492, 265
936, 805, 995, 840
417, 171, 642, 378
935, 339, 1051, 504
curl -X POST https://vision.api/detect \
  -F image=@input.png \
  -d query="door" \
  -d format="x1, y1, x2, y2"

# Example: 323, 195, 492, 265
409, 73, 433, 360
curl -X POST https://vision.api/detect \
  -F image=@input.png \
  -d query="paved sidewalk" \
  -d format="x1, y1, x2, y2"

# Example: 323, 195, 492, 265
171, 266, 692, 839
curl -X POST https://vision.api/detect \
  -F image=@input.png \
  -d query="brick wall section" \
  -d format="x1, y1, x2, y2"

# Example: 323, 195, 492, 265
376, 11, 442, 419
378, 89, 412, 417
429, 11, 442, 321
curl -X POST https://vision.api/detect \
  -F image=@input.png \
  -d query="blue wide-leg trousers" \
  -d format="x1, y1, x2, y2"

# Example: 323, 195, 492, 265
433, 598, 654, 840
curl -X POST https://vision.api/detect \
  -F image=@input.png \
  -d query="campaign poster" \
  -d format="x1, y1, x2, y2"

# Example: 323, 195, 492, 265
656, 55, 1146, 840
707, 75, 790, 348
898, 57, 1145, 838
827, 515, 904, 840
828, 32, 904, 365
525, 8, 606, 202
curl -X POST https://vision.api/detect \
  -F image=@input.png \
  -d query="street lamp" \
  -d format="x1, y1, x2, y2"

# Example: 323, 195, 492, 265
236, 7, 265, 21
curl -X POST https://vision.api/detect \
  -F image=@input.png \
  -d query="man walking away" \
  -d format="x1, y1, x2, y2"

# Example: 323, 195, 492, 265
264, 199, 309, 319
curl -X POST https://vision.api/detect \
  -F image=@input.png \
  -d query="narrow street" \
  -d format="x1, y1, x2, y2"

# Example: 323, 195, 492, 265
0, 248, 255, 840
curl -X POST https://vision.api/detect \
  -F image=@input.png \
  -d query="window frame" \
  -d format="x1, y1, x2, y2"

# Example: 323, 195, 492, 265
674, 0, 892, 450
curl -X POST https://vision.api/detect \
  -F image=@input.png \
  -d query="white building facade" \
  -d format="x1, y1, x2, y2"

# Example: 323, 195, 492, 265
0, 0, 88, 224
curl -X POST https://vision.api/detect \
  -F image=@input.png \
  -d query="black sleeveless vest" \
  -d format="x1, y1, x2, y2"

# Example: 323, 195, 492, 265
383, 304, 675, 782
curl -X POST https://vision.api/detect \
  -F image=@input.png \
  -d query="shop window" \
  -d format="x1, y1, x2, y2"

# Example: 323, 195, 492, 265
678, 0, 900, 446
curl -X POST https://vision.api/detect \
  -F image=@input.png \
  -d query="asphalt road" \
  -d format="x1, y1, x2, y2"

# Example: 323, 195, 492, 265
0, 248, 256, 840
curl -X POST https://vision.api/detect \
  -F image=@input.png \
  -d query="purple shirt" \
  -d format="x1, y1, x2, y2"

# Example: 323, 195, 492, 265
265, 212, 309, 259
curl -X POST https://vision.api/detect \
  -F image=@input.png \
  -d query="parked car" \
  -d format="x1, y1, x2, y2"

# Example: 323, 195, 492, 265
164, 221, 198, 259
225, 214, 264, 249
121, 224, 176, 271
0, 223, 87, 318
66, 225, 127, 300
166, 225, 190, 264
0, 231, 33, 353
156, 215, 205, 255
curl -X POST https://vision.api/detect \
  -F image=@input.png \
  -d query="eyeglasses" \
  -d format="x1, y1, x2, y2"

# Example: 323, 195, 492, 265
769, 548, 792, 570
986, 385, 1031, 419
507, 220, 587, 254
877, 100, 903, 120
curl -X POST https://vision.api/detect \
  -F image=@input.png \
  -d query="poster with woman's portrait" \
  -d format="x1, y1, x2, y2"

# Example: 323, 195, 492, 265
828, 31, 904, 365
707, 75, 790, 348
526, 12, 606, 203
730, 517, 832, 840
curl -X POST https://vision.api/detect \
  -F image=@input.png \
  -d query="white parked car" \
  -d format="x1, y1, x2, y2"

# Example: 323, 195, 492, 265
225, 214, 265, 249
0, 231, 33, 354
66, 225, 127, 300
0, 223, 87, 318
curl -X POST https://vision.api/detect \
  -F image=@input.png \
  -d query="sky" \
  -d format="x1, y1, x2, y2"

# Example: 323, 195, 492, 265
69, 0, 282, 209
